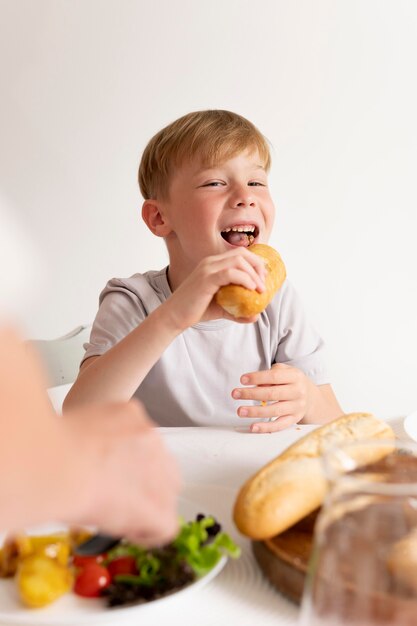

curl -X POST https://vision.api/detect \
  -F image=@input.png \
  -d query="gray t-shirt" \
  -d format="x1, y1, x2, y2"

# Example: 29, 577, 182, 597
83, 268, 329, 427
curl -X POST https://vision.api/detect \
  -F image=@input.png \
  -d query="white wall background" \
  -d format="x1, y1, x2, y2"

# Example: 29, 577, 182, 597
1, 0, 416, 419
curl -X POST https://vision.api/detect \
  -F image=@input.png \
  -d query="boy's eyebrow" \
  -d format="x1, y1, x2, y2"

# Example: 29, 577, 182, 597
193, 163, 266, 176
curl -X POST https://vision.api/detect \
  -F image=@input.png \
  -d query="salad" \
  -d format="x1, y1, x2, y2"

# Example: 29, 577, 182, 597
0, 514, 240, 609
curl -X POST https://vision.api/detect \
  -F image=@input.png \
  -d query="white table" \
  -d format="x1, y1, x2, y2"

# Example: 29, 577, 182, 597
155, 416, 407, 626
0, 417, 407, 626
95, 416, 405, 626
155, 424, 315, 626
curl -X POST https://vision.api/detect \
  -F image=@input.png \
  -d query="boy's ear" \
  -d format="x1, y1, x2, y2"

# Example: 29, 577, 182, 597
141, 200, 172, 238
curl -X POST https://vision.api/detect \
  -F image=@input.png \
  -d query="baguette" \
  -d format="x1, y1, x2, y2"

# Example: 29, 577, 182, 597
233, 413, 395, 540
216, 244, 286, 318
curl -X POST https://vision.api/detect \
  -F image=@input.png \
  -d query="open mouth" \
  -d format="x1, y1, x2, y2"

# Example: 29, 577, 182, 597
220, 224, 259, 247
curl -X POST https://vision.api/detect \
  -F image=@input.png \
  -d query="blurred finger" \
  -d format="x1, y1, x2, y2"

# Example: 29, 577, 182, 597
126, 513, 179, 547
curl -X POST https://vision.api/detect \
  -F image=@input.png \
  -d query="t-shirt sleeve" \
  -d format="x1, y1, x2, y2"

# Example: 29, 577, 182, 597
272, 281, 329, 385
82, 278, 148, 364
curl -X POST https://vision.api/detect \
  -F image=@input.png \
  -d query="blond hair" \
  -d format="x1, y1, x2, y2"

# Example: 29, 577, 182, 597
138, 110, 271, 200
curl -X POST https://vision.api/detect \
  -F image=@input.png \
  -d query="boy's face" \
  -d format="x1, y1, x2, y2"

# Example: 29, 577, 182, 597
160, 149, 275, 270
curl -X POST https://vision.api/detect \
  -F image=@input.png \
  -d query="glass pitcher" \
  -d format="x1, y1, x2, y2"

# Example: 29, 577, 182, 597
299, 439, 417, 626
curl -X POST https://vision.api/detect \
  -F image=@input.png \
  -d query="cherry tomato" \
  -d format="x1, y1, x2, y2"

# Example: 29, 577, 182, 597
72, 554, 106, 568
73, 563, 111, 597
107, 556, 138, 578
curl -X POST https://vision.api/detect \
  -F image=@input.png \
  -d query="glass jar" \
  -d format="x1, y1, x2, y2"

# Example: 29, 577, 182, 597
299, 439, 417, 625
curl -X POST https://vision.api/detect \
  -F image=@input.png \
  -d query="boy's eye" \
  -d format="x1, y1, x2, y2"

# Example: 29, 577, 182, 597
199, 180, 266, 188
201, 181, 225, 187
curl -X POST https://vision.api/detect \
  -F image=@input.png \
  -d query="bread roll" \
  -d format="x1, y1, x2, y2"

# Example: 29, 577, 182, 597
233, 413, 395, 540
216, 244, 286, 318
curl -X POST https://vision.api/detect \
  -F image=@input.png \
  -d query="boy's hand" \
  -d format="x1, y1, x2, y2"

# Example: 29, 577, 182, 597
232, 363, 316, 433
163, 248, 267, 330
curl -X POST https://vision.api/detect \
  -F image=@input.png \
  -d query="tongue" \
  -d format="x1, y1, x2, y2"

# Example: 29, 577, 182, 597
225, 231, 251, 247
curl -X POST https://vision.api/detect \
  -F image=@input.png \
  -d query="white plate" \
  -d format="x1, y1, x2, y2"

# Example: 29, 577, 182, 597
403, 410, 417, 443
0, 493, 228, 625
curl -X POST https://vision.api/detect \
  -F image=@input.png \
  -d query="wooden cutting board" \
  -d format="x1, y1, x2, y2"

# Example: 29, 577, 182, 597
251, 510, 318, 604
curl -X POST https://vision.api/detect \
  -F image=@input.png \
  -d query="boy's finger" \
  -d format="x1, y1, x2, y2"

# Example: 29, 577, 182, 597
240, 368, 296, 386
232, 385, 298, 402
250, 414, 299, 433
227, 247, 268, 285
237, 400, 295, 419
237, 256, 266, 291
218, 267, 258, 292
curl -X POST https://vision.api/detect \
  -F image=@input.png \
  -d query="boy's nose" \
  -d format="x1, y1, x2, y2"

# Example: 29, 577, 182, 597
230, 194, 256, 209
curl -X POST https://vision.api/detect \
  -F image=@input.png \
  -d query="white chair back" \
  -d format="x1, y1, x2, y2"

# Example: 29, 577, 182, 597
29, 325, 91, 388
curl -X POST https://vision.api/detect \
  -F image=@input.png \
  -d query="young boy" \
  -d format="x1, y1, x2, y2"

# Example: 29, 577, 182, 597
64, 110, 342, 433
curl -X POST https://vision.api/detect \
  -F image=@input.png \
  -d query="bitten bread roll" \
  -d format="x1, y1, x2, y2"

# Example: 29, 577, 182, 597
216, 244, 286, 318
233, 413, 395, 540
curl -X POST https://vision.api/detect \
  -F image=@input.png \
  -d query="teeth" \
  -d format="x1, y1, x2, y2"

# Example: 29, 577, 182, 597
221, 225, 256, 233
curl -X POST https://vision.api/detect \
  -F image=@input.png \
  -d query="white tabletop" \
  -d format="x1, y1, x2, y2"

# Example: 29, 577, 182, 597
155, 416, 407, 626
0, 416, 408, 626
155, 424, 317, 626
109, 424, 315, 626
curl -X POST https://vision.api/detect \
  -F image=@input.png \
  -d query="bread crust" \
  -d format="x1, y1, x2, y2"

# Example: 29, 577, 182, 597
215, 244, 286, 318
233, 413, 395, 540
